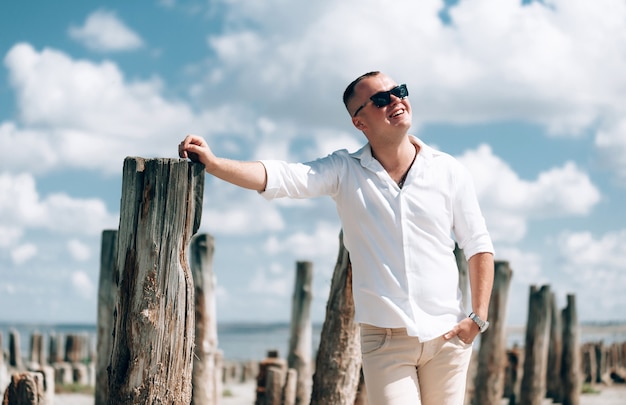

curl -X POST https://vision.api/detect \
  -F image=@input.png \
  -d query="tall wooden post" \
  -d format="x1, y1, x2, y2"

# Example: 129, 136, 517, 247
288, 261, 313, 405
266, 367, 287, 405
256, 350, 287, 405
0, 332, 5, 389
64, 334, 83, 363
472, 260, 513, 405
561, 294, 581, 405
108, 157, 204, 404
9, 329, 23, 370
453, 243, 469, 309
594, 342, 606, 383
283, 368, 298, 405
29, 332, 43, 367
310, 231, 361, 405
48, 333, 62, 365
519, 285, 551, 405
190, 233, 221, 405
95, 229, 117, 405
546, 291, 563, 402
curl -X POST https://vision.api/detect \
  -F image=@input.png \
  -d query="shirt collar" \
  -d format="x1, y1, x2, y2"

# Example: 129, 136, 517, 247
351, 135, 432, 167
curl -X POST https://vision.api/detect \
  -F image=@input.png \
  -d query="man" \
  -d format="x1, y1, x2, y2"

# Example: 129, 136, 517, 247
179, 71, 494, 404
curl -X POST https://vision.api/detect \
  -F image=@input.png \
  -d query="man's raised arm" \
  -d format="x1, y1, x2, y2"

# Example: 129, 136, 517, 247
178, 134, 268, 192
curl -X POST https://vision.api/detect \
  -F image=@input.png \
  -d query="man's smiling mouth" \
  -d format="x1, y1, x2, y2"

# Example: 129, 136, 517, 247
391, 109, 404, 118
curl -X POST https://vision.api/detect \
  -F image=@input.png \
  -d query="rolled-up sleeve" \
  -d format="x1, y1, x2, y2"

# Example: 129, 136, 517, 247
452, 165, 495, 260
259, 154, 343, 200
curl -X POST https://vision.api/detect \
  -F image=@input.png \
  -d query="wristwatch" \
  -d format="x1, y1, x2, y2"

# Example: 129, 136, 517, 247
469, 312, 490, 333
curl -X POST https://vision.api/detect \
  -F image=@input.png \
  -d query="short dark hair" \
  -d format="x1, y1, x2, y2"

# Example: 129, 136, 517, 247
342, 71, 380, 111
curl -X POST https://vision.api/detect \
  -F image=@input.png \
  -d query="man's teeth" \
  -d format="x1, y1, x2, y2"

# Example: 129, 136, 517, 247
392, 110, 403, 117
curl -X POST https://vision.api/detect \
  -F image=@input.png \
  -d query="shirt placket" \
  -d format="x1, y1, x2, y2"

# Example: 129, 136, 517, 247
398, 171, 418, 330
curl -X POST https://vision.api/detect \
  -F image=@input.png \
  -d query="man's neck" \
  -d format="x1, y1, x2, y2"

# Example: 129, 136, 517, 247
370, 135, 418, 173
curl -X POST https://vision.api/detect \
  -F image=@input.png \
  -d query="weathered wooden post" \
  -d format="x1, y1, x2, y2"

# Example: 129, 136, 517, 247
266, 367, 286, 405
69, 334, 90, 385
287, 261, 313, 405
64, 334, 83, 364
546, 291, 563, 402
310, 231, 361, 405
256, 350, 287, 405
95, 229, 117, 405
354, 369, 369, 405
108, 157, 204, 404
47, 333, 63, 365
594, 342, 606, 383
9, 329, 24, 370
519, 284, 551, 405
581, 343, 596, 383
561, 294, 580, 405
2, 372, 44, 405
453, 243, 469, 309
50, 332, 72, 386
503, 345, 522, 405
190, 233, 221, 405
28, 332, 43, 368
283, 368, 298, 405
472, 260, 513, 405
0, 332, 6, 390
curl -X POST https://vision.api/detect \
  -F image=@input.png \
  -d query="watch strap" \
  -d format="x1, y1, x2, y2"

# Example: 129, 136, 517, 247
469, 312, 489, 333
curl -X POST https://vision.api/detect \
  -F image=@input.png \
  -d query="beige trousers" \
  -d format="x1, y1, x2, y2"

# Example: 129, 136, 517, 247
360, 323, 473, 405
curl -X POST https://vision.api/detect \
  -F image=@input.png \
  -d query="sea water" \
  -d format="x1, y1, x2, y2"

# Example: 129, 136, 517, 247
1, 321, 625, 363
0, 322, 323, 362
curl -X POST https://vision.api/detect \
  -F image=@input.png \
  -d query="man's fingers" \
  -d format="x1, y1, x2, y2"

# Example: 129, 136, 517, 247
179, 135, 200, 158
178, 141, 190, 158
443, 327, 459, 340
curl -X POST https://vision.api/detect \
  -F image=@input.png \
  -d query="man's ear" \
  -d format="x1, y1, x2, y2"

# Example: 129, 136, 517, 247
352, 116, 366, 131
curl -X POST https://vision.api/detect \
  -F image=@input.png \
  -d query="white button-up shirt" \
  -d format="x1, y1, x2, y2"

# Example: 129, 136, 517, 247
260, 136, 494, 341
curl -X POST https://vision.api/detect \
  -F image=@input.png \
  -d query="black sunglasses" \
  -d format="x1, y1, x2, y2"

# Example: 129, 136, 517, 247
353, 84, 409, 117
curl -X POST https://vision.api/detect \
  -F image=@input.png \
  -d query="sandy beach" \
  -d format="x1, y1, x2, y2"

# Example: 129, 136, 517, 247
53, 381, 625, 405
53, 380, 258, 405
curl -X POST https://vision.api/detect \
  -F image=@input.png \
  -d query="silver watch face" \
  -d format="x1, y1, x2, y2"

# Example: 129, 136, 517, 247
470, 313, 488, 332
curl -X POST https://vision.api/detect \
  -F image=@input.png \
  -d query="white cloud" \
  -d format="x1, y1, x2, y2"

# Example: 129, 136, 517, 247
68, 9, 144, 52
0, 226, 23, 248
199, 176, 286, 235
247, 264, 291, 297
5, 0, 626, 182
67, 239, 91, 262
71, 271, 95, 299
528, 162, 601, 216
0, 172, 45, 228
0, 172, 118, 237
458, 145, 601, 243
263, 222, 340, 262
595, 117, 626, 183
559, 229, 626, 269
2, 0, 626, 326
495, 246, 545, 287
0, 122, 59, 172
3, 43, 211, 174
196, 0, 626, 182
314, 131, 364, 157
203, 203, 284, 235
0, 283, 16, 295
200, 0, 625, 118
556, 229, 626, 320
11, 243, 37, 265
484, 245, 546, 325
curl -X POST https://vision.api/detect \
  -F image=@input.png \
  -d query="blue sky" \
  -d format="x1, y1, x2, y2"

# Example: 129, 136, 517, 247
1, 0, 625, 327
